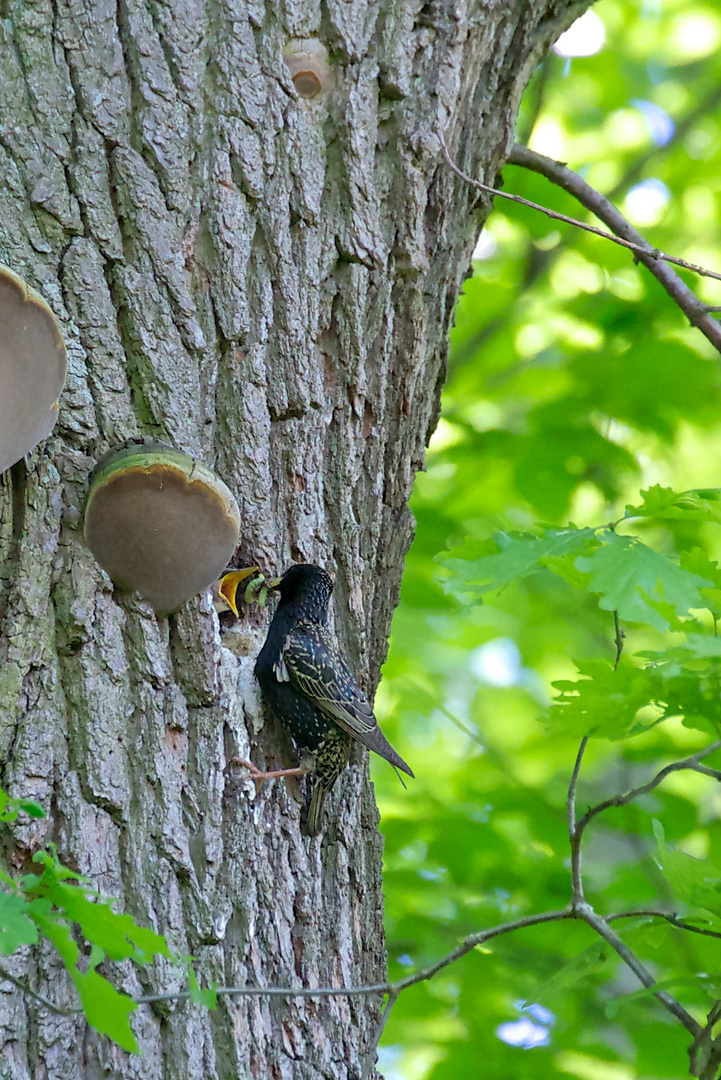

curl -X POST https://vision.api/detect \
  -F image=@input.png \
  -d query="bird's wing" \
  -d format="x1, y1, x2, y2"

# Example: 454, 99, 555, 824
282, 622, 414, 777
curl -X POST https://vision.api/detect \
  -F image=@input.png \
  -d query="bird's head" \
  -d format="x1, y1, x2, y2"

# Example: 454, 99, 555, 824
269, 563, 334, 613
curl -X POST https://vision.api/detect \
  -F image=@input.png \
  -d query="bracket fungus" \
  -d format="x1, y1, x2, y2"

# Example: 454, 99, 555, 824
0, 264, 67, 475
282, 39, 333, 99
84, 439, 241, 616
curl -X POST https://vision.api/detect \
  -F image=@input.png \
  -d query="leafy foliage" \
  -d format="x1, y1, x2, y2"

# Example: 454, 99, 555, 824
0, 797, 180, 1052
373, 1, 721, 1076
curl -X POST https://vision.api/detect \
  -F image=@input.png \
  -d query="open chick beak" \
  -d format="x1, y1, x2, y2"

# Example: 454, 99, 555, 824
216, 567, 260, 617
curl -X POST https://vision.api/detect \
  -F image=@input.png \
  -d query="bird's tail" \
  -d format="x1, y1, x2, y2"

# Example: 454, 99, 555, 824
366, 725, 415, 778
303, 779, 332, 837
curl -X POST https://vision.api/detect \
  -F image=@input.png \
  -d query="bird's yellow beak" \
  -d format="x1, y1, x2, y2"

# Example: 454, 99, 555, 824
217, 567, 259, 617
267, 576, 283, 589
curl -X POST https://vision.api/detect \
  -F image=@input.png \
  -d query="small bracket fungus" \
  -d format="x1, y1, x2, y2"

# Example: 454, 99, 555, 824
0, 264, 67, 475
84, 439, 241, 616
282, 39, 333, 99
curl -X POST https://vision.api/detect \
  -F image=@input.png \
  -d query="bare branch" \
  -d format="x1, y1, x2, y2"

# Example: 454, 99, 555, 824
2, 900, 709, 1055
576, 741, 721, 840
608, 910, 721, 941
449, 78, 721, 370
438, 135, 721, 354
135, 984, 389, 1005
573, 901, 702, 1038
507, 144, 721, 353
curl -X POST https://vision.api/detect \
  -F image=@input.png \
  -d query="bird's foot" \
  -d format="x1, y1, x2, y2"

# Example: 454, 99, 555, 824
230, 754, 315, 784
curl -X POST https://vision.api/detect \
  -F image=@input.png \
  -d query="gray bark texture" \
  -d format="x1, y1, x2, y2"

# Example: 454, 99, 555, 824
0, 1, 588, 1077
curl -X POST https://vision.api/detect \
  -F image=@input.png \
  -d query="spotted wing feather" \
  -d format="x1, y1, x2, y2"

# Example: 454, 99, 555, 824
282, 622, 414, 777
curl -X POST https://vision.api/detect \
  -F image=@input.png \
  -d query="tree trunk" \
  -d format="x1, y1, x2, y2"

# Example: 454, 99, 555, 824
0, 1, 588, 1076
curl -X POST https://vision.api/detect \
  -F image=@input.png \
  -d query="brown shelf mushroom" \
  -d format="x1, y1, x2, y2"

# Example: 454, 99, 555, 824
84, 439, 241, 616
0, 265, 67, 474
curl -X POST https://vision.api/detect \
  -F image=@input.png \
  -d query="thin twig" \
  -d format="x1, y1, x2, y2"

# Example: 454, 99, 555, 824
507, 143, 721, 353
613, 611, 624, 671
438, 135, 721, 354
0, 965, 71, 1016
17, 910, 573, 1017
135, 984, 390, 1005
568, 738, 588, 904
576, 740, 721, 841
691, 1000, 721, 1079
608, 910, 721, 941
393, 909, 571, 991
441, 135, 721, 285
362, 990, 399, 1079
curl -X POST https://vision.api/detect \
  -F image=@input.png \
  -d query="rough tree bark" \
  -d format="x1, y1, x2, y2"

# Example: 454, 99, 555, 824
0, 1, 589, 1077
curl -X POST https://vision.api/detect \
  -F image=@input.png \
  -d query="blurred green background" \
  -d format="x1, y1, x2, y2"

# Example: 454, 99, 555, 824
372, 1, 721, 1077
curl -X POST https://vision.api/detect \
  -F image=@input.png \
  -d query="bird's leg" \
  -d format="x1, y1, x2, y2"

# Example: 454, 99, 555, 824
230, 751, 316, 785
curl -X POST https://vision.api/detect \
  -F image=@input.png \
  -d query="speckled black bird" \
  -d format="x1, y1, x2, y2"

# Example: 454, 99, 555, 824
255, 563, 414, 836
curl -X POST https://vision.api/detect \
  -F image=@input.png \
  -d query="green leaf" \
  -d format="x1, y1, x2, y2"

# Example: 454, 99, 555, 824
23, 849, 173, 965
439, 527, 597, 598
29, 901, 140, 1052
641, 634, 721, 665
70, 968, 138, 1053
50, 887, 172, 964
575, 535, 712, 631
653, 821, 721, 917
547, 659, 662, 739
538, 940, 614, 999
626, 486, 721, 524
0, 788, 45, 823
680, 549, 721, 617
0, 891, 38, 953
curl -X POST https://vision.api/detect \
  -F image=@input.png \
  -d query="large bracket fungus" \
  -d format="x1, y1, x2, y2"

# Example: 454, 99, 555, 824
84, 439, 241, 616
0, 264, 67, 475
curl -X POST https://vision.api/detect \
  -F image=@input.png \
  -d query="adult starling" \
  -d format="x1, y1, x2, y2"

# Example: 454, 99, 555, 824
254, 563, 414, 836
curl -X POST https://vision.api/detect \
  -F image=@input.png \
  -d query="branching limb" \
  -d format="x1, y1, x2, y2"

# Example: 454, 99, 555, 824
438, 135, 721, 354
688, 1000, 721, 1078
507, 144, 721, 353
573, 901, 702, 1038
451, 78, 721, 369
1, 900, 714, 1056
576, 740, 721, 841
